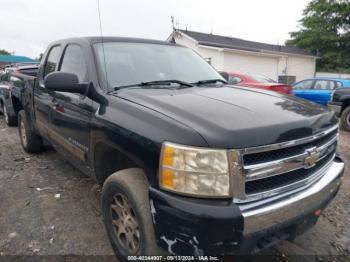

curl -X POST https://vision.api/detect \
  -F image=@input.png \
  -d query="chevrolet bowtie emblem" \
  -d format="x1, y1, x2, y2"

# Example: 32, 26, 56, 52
304, 147, 320, 168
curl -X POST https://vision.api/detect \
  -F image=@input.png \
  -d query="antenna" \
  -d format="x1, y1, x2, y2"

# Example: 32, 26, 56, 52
170, 16, 181, 31
97, 0, 108, 85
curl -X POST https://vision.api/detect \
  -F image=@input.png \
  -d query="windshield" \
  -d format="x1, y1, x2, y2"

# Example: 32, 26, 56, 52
247, 73, 276, 83
94, 42, 224, 89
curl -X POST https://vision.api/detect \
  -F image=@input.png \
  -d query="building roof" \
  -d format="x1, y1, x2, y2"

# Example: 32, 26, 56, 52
0, 55, 36, 63
178, 29, 315, 57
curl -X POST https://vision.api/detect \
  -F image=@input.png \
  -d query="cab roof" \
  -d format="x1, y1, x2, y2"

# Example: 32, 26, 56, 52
50, 36, 179, 47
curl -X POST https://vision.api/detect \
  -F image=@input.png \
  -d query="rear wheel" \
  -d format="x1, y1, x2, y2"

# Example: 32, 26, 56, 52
2, 104, 17, 126
340, 106, 350, 132
102, 168, 165, 260
18, 110, 44, 153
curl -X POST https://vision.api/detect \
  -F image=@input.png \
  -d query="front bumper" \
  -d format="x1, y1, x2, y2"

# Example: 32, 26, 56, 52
149, 158, 344, 255
328, 102, 342, 116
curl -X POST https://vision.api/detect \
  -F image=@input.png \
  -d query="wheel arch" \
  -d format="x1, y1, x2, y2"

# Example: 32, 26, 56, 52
93, 141, 149, 186
0, 97, 3, 108
341, 99, 350, 113
11, 95, 23, 115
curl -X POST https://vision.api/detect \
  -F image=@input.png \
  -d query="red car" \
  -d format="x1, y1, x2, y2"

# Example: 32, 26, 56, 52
221, 72, 293, 95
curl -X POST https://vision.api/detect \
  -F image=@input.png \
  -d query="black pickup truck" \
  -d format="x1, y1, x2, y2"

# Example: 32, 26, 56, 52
18, 37, 344, 258
328, 88, 350, 132
0, 65, 38, 126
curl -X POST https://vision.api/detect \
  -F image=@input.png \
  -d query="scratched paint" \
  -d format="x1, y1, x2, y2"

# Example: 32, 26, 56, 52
149, 199, 156, 224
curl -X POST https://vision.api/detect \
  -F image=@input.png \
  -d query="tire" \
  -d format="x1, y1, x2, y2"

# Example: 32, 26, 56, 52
18, 110, 44, 153
340, 106, 350, 132
3, 104, 17, 126
102, 168, 165, 260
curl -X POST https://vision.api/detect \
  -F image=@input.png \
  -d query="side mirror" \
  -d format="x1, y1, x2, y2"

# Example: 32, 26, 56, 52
219, 71, 229, 81
44, 72, 87, 94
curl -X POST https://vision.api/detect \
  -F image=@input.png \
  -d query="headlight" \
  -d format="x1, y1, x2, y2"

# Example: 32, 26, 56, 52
159, 142, 230, 197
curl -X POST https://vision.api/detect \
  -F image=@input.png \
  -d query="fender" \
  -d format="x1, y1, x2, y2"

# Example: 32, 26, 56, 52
89, 96, 208, 187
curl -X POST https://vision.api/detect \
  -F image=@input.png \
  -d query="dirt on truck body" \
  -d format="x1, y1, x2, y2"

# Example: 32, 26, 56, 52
0, 117, 349, 261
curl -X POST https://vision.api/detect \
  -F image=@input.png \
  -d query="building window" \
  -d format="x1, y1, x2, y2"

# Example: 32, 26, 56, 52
278, 75, 296, 84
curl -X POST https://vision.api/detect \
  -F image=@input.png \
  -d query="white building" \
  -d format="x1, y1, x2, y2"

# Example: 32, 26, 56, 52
168, 29, 317, 83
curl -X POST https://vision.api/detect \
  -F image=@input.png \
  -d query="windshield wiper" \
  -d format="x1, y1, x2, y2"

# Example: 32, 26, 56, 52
192, 79, 227, 86
113, 80, 194, 91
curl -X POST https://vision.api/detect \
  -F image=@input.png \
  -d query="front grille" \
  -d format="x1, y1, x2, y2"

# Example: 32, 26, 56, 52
245, 151, 335, 195
239, 125, 338, 202
243, 129, 337, 166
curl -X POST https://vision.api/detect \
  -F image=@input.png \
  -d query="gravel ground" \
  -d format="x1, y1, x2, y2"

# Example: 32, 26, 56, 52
0, 114, 349, 261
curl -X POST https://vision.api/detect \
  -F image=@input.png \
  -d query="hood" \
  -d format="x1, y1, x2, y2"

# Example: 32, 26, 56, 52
112, 85, 337, 148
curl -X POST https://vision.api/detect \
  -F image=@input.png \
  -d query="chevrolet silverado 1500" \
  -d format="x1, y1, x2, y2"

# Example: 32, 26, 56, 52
18, 37, 344, 259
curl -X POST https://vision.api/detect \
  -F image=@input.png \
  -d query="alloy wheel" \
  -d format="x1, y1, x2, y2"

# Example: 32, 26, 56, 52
110, 193, 141, 254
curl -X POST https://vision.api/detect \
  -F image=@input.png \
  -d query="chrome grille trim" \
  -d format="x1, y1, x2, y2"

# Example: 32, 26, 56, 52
236, 154, 335, 203
228, 150, 245, 200
241, 125, 338, 155
231, 124, 339, 203
244, 134, 338, 181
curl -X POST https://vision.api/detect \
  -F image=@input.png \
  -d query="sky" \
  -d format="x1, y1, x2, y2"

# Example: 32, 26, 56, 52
0, 0, 310, 58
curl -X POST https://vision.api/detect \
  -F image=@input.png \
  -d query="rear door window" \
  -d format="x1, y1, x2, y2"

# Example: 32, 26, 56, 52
314, 80, 332, 90
336, 81, 343, 88
328, 81, 336, 90
59, 44, 88, 82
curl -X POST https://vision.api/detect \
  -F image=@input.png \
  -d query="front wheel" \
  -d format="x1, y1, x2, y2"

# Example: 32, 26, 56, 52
340, 106, 350, 132
18, 110, 44, 153
101, 168, 165, 260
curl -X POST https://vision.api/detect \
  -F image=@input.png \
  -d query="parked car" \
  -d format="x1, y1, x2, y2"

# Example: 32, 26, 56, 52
0, 65, 38, 126
220, 71, 293, 95
292, 77, 350, 105
1, 62, 39, 73
18, 37, 343, 258
3, 64, 39, 76
328, 88, 350, 131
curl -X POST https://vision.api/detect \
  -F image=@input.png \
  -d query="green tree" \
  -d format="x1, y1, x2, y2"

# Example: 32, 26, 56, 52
35, 53, 43, 62
286, 0, 350, 73
0, 49, 11, 55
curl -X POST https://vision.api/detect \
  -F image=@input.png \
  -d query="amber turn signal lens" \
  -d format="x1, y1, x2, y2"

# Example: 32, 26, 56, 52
161, 169, 174, 189
162, 145, 174, 166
